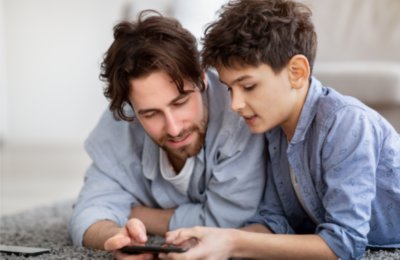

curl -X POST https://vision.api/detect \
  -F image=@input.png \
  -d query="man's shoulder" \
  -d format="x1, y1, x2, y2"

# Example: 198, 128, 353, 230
84, 108, 146, 161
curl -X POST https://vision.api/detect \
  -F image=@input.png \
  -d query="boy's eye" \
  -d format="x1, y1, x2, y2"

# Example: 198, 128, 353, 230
244, 84, 256, 90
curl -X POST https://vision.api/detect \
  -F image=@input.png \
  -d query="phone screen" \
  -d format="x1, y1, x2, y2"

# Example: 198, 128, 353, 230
120, 244, 187, 254
0, 245, 50, 256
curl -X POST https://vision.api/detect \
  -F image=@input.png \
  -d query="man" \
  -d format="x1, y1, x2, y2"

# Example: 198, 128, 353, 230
68, 10, 266, 254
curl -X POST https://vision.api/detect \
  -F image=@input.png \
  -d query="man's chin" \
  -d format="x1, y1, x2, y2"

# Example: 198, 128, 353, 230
164, 145, 197, 160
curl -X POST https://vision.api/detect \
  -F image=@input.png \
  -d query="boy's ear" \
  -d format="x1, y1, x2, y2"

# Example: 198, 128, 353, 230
288, 54, 310, 89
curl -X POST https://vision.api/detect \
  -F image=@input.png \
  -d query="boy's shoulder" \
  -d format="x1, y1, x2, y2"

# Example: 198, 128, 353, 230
310, 78, 392, 133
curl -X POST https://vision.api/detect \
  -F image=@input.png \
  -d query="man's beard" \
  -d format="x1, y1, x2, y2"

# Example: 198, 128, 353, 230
159, 112, 208, 162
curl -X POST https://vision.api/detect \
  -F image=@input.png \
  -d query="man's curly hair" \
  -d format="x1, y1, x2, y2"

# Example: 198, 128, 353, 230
101, 10, 205, 121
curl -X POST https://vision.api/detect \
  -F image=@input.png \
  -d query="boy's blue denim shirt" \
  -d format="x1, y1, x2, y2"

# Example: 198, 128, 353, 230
247, 77, 400, 259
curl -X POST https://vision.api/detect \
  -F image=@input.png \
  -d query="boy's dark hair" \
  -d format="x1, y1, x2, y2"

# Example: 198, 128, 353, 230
101, 10, 205, 121
202, 0, 317, 74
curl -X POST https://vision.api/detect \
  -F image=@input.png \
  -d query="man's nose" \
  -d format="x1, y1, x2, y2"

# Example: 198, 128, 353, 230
164, 112, 183, 137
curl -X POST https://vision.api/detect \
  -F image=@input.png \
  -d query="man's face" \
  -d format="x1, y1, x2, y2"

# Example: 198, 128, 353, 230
129, 70, 207, 161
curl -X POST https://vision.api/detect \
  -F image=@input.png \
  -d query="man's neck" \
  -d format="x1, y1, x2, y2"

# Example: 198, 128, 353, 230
167, 154, 186, 173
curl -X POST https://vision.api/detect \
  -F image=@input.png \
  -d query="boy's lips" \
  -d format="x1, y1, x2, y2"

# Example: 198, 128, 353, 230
242, 115, 257, 125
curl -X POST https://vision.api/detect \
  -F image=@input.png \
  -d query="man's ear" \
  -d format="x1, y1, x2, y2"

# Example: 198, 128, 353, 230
288, 54, 310, 89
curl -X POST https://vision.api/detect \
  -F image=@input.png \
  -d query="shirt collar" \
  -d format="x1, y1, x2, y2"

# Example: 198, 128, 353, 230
291, 76, 325, 144
265, 77, 324, 144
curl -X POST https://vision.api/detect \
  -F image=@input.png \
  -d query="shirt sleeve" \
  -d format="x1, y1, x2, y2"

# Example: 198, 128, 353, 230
316, 106, 382, 259
245, 159, 296, 234
169, 133, 267, 230
68, 163, 137, 246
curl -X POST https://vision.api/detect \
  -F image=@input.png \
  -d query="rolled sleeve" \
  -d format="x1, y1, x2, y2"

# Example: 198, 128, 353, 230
68, 205, 127, 246
317, 107, 380, 259
68, 164, 134, 246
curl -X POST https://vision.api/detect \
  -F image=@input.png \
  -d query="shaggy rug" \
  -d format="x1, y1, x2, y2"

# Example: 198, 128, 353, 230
0, 200, 399, 259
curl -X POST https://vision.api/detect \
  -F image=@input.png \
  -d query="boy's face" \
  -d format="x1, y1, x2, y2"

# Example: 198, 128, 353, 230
129, 70, 207, 162
217, 63, 299, 134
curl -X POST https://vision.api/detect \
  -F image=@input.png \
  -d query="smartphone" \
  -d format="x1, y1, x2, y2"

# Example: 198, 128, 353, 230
120, 244, 188, 254
0, 244, 50, 256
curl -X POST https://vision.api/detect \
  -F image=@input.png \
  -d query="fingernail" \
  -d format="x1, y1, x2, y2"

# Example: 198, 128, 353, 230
140, 234, 147, 242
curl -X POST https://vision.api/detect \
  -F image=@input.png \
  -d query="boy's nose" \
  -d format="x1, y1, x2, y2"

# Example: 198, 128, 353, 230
231, 90, 246, 113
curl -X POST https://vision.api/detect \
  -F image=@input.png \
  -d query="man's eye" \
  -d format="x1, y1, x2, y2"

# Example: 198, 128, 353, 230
175, 97, 189, 106
142, 112, 156, 118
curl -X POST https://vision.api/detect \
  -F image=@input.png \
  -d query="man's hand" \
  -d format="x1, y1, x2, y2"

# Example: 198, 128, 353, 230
130, 206, 175, 235
104, 218, 154, 260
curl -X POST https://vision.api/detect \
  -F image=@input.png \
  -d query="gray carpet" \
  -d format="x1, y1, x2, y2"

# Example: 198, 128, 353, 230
0, 200, 399, 259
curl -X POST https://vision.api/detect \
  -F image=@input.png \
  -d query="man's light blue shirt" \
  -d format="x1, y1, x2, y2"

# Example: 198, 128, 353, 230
69, 70, 266, 246
248, 77, 400, 259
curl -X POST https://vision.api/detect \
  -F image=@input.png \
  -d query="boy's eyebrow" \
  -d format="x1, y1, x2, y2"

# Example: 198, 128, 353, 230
219, 75, 252, 86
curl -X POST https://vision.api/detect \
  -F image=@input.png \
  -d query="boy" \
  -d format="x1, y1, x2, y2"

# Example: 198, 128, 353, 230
164, 0, 400, 259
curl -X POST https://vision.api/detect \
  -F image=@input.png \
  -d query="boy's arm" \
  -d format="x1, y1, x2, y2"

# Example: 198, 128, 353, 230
230, 231, 337, 259
165, 227, 337, 259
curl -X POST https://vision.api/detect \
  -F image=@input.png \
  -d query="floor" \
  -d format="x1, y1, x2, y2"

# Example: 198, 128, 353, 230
0, 143, 90, 216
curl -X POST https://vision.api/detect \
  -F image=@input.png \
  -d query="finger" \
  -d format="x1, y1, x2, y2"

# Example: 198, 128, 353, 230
166, 251, 193, 260
167, 243, 206, 260
166, 227, 202, 245
181, 238, 198, 250
105, 233, 131, 251
126, 218, 148, 243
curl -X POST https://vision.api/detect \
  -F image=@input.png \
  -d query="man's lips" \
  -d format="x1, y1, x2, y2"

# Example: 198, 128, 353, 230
166, 132, 194, 148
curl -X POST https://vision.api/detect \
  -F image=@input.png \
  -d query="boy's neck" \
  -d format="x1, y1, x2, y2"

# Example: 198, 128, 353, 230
282, 82, 310, 141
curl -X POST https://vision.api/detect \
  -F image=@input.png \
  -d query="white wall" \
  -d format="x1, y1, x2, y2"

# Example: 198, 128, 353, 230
173, 0, 227, 43
0, 0, 7, 145
2, 0, 228, 146
3, 0, 129, 145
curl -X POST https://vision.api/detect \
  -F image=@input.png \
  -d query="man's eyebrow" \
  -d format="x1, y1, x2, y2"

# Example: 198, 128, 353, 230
169, 90, 194, 104
136, 90, 195, 115
137, 108, 158, 115
220, 75, 252, 86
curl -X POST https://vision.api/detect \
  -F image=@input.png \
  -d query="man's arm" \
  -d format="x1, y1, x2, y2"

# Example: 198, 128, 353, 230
83, 220, 121, 250
129, 206, 175, 235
